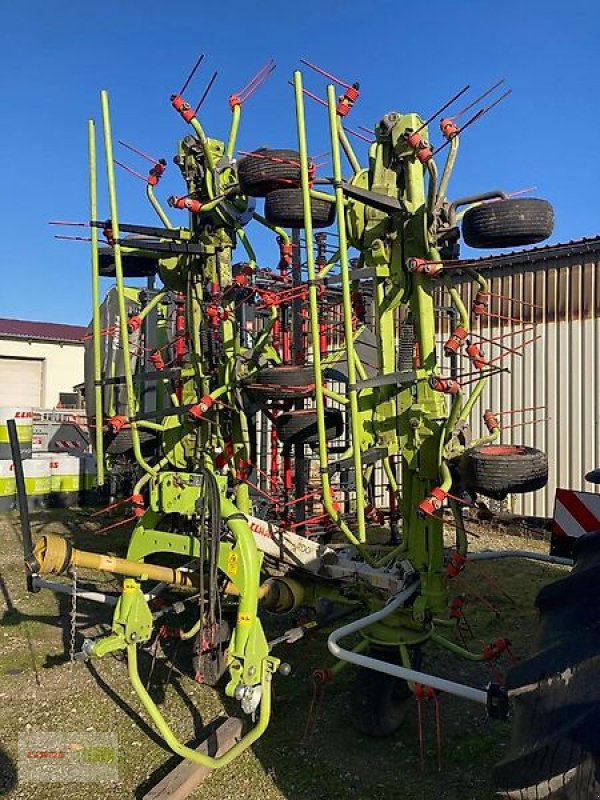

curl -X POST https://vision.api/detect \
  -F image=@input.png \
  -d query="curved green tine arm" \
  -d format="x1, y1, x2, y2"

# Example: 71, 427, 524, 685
189, 117, 217, 174
293, 71, 374, 560
226, 103, 242, 160
317, 249, 340, 279
101, 90, 156, 477
437, 135, 459, 204
88, 119, 104, 486
251, 211, 290, 245
337, 117, 361, 175
327, 82, 367, 543
146, 184, 173, 229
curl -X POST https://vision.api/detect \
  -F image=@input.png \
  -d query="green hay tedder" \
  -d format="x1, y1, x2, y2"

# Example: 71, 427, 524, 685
20, 56, 598, 799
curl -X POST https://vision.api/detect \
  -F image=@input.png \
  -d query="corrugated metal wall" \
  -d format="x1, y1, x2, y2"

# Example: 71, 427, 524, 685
450, 245, 600, 517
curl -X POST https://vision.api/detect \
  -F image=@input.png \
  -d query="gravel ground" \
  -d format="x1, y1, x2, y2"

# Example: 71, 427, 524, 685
0, 508, 568, 799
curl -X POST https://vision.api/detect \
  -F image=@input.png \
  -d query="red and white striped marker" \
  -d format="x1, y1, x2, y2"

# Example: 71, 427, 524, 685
551, 488, 600, 556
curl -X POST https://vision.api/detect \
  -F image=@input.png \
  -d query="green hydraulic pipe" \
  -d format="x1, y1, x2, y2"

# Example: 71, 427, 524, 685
100, 90, 155, 477
88, 119, 105, 487
327, 82, 367, 543
226, 103, 241, 160
337, 118, 361, 175
146, 184, 173, 229
127, 643, 273, 769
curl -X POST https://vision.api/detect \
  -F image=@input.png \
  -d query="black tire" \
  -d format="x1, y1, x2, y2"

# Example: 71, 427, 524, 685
264, 188, 335, 229
244, 365, 317, 400
462, 444, 548, 500
237, 148, 301, 197
493, 533, 600, 799
275, 408, 344, 446
462, 198, 554, 249
350, 647, 420, 738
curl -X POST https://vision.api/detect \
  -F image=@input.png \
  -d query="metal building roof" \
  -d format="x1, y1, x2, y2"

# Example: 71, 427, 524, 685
465, 235, 600, 271
0, 318, 87, 344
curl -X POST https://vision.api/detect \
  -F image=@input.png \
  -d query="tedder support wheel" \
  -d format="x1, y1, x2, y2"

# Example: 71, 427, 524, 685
264, 188, 336, 229
244, 365, 318, 400
462, 198, 554, 249
350, 648, 421, 737
237, 148, 302, 197
462, 444, 548, 500
494, 532, 600, 799
275, 408, 344, 446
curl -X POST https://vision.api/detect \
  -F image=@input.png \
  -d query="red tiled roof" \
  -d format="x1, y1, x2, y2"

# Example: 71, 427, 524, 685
0, 318, 87, 343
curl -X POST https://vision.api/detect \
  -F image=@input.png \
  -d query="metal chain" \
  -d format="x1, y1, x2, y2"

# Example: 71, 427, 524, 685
69, 565, 77, 666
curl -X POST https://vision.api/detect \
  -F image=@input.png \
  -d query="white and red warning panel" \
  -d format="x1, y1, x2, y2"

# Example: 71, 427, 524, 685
551, 488, 600, 557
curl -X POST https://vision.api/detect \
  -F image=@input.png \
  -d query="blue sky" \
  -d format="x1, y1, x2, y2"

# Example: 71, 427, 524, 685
0, 1, 598, 325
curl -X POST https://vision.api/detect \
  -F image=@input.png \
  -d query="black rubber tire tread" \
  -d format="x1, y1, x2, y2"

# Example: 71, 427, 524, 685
104, 428, 157, 455
462, 444, 548, 500
264, 188, 335, 229
237, 148, 301, 197
244, 365, 321, 400
350, 648, 421, 738
462, 198, 554, 249
493, 533, 600, 799
275, 408, 344, 446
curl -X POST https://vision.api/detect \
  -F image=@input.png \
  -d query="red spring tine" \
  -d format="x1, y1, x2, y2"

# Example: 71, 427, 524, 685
434, 103, 490, 157
501, 416, 550, 430
118, 140, 161, 166
178, 53, 205, 96
299, 58, 353, 90
452, 78, 506, 121
195, 70, 218, 114
414, 85, 470, 134
345, 126, 375, 144
508, 186, 536, 198
113, 159, 148, 183
494, 405, 546, 416
289, 80, 328, 108
54, 235, 92, 242
488, 335, 541, 364
237, 59, 274, 97
49, 220, 89, 227
237, 59, 276, 102
487, 291, 544, 311
239, 63, 276, 102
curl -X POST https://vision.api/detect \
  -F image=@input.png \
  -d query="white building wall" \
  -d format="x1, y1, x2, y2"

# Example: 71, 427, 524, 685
449, 251, 600, 517
0, 339, 84, 408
